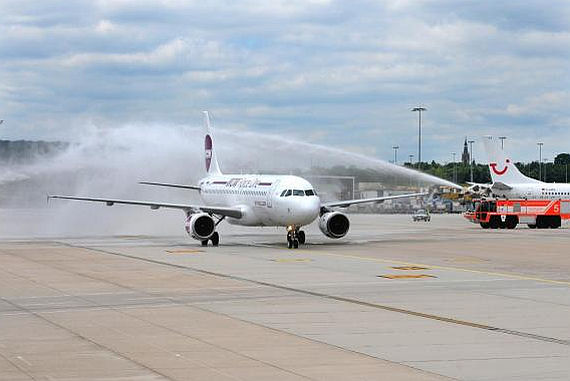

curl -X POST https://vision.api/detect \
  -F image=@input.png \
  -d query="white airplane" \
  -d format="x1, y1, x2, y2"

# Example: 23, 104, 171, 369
49, 112, 426, 248
483, 136, 570, 199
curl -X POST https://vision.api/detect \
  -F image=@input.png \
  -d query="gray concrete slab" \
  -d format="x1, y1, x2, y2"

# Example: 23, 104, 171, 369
2, 212, 570, 380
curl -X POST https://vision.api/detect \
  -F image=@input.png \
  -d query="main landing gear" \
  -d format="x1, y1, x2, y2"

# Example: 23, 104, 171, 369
201, 232, 220, 247
286, 226, 305, 249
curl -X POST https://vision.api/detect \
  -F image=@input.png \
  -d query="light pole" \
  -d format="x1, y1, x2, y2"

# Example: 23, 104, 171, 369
411, 106, 427, 166
543, 158, 549, 182
452, 152, 457, 183
537, 142, 543, 181
392, 146, 399, 165
499, 136, 506, 150
408, 154, 413, 165
468, 140, 475, 182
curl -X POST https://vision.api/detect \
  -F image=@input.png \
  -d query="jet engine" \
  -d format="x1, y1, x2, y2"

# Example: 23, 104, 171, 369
319, 211, 350, 239
185, 213, 215, 240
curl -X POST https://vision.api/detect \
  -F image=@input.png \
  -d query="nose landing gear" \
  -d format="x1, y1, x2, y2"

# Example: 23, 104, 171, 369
286, 226, 305, 249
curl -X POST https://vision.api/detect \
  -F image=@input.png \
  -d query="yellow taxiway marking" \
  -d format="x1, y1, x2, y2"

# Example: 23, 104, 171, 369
165, 249, 203, 254
392, 265, 429, 270
294, 250, 570, 286
378, 274, 436, 279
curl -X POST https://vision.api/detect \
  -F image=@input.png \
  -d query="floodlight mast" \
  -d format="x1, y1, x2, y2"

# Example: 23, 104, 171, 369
411, 106, 427, 167
498, 136, 506, 150
451, 152, 457, 183
392, 146, 399, 165
537, 142, 544, 181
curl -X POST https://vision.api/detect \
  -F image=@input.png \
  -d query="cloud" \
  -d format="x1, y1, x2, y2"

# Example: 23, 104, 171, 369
0, 0, 568, 164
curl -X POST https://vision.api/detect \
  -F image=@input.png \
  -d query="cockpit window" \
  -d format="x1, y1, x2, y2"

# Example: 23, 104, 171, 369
305, 189, 316, 196
293, 189, 304, 196
284, 189, 292, 197
280, 190, 287, 197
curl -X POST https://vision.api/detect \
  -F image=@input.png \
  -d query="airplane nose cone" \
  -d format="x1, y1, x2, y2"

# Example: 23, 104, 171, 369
299, 197, 320, 222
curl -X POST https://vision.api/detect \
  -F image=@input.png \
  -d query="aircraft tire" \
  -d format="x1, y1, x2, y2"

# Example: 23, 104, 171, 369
293, 239, 299, 249
201, 240, 208, 246
287, 238, 293, 249
298, 231, 306, 244
528, 224, 537, 229
211, 232, 219, 246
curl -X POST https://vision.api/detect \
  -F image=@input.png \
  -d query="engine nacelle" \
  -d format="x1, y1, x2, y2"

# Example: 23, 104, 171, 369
319, 211, 350, 239
185, 213, 215, 241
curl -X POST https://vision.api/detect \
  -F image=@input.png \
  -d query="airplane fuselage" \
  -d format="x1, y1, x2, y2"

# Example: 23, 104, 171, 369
494, 183, 570, 200
199, 174, 320, 227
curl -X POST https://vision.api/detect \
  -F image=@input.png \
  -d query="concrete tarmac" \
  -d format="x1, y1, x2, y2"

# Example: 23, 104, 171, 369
2, 213, 570, 380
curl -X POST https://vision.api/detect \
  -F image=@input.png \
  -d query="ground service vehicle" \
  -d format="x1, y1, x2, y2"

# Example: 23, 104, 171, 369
464, 199, 570, 229
412, 209, 431, 222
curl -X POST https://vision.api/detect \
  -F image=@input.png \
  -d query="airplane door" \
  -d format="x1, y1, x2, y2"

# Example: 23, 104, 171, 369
267, 180, 279, 208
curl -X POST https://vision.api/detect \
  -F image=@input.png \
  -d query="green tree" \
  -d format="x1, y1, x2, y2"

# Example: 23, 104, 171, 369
554, 153, 570, 165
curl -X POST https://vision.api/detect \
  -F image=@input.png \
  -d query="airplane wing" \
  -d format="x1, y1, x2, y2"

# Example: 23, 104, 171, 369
491, 182, 513, 191
139, 181, 201, 190
48, 195, 242, 218
322, 192, 428, 208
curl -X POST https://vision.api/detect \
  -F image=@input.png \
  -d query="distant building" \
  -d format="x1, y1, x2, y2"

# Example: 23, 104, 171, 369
461, 139, 470, 165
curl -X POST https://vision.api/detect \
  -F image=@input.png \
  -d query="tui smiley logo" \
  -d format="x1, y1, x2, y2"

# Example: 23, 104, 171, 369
490, 159, 510, 175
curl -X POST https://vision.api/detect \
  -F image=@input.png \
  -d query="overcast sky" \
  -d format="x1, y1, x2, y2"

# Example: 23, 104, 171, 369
1, 0, 569, 163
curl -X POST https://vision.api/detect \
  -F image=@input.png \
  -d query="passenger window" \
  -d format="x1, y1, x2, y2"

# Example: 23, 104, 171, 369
293, 189, 304, 196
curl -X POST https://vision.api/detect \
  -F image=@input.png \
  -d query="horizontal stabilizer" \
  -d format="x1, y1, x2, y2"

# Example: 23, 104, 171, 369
491, 181, 513, 191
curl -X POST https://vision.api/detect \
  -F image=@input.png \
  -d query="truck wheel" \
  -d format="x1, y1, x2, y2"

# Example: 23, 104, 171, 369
550, 216, 561, 229
480, 222, 490, 229
506, 216, 518, 229
489, 216, 500, 229
536, 216, 548, 229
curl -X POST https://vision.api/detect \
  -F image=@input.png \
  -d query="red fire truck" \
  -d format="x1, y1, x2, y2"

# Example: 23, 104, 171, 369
464, 199, 570, 229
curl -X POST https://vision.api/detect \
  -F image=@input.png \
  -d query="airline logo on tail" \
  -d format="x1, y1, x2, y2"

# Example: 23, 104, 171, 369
205, 134, 213, 172
490, 159, 510, 176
